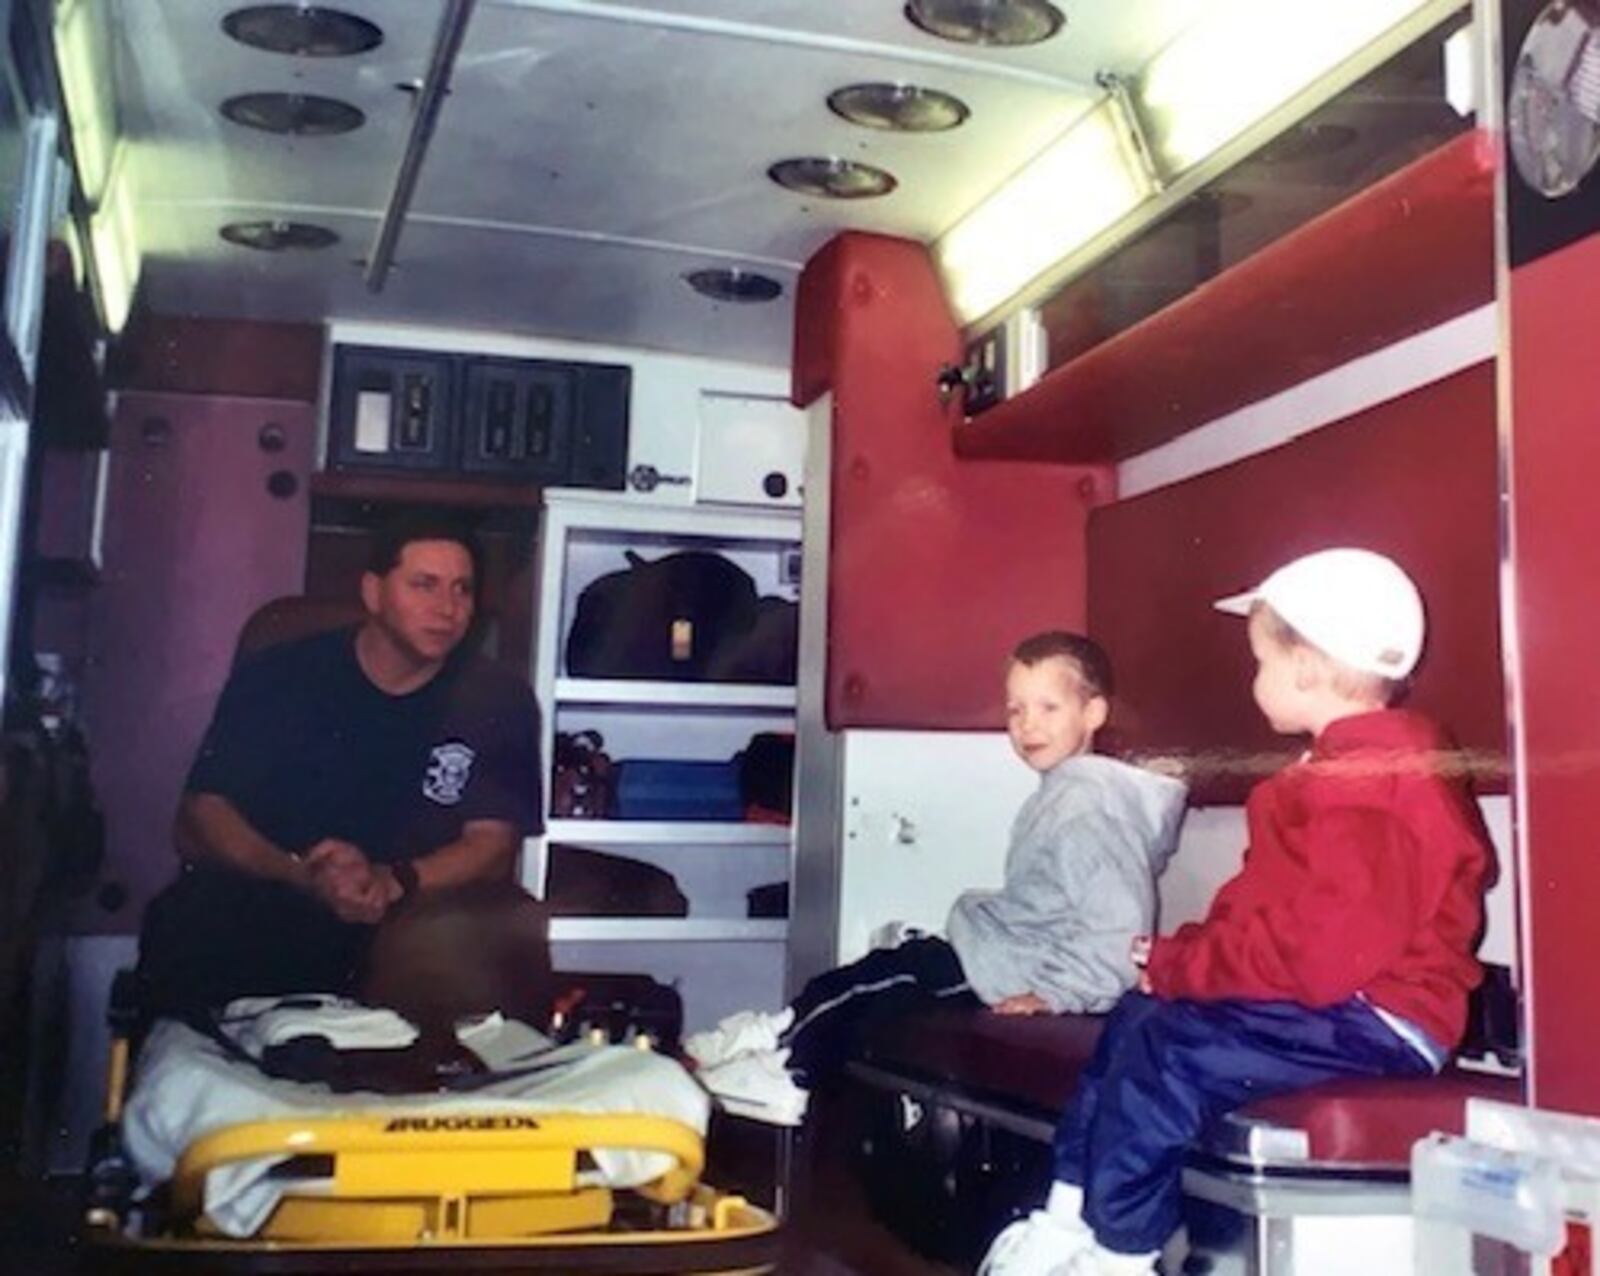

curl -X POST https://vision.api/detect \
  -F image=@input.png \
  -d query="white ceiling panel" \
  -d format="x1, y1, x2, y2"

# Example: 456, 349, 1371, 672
427, 8, 1095, 247
137, 204, 797, 364
99, 0, 1210, 363
511, 0, 1211, 79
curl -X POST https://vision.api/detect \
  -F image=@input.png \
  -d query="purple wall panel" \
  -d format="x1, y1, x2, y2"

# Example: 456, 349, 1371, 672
77, 393, 314, 934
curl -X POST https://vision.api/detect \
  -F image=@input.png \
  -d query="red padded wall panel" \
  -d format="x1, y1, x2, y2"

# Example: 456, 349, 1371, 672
957, 133, 1494, 465
792, 233, 1110, 729
791, 237, 842, 412
1506, 233, 1600, 1116
1088, 363, 1501, 804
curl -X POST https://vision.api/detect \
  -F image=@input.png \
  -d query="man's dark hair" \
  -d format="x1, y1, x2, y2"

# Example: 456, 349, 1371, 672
1011, 631, 1114, 701
365, 510, 483, 587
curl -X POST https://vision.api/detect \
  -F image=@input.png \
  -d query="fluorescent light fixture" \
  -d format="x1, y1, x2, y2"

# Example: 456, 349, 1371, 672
61, 214, 87, 289
1141, 0, 1439, 171
87, 150, 140, 334
54, 0, 116, 202
56, 0, 138, 331
936, 101, 1147, 325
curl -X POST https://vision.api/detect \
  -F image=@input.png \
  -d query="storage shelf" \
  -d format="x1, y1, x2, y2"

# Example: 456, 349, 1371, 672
548, 819, 790, 846
545, 491, 799, 543
554, 678, 796, 711
548, 918, 787, 942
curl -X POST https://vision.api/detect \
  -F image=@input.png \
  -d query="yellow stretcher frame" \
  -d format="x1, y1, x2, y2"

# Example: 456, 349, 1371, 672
84, 1032, 780, 1273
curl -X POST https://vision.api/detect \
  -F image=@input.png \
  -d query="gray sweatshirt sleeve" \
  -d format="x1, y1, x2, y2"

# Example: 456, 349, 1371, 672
945, 759, 1184, 1014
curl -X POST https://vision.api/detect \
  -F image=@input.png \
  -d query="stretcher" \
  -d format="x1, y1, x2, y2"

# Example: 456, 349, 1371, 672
81, 985, 779, 1274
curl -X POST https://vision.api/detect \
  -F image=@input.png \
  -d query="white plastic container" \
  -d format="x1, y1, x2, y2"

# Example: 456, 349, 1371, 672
1412, 1131, 1566, 1270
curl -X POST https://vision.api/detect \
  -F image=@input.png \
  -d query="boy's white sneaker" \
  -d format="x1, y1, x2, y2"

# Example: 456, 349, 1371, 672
696, 1047, 809, 1126
1062, 1247, 1158, 1276
683, 1007, 794, 1069
869, 919, 932, 950
978, 1209, 1094, 1275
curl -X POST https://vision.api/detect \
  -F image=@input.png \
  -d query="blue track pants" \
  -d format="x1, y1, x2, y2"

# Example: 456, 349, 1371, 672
1054, 993, 1433, 1254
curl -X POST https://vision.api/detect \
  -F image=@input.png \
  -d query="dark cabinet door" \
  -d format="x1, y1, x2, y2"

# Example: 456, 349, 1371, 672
459, 357, 574, 481
329, 344, 630, 490
328, 346, 456, 473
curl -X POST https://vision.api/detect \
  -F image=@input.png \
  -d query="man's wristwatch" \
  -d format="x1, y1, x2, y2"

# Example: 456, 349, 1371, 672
392, 859, 420, 903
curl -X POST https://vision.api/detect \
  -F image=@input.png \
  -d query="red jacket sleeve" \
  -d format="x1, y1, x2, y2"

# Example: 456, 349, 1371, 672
1145, 806, 1424, 1006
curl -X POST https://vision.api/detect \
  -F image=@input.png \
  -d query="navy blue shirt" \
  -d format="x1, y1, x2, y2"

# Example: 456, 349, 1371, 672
142, 629, 541, 1009
188, 627, 542, 859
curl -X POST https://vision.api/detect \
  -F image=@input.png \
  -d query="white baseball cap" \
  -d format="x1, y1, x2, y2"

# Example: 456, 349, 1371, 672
1214, 548, 1426, 679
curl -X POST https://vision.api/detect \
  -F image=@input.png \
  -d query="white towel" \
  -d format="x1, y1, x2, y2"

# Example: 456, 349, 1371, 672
216, 994, 420, 1053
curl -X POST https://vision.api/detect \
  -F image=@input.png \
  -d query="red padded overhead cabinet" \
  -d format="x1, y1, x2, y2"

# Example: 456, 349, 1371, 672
791, 234, 1109, 731
954, 132, 1495, 465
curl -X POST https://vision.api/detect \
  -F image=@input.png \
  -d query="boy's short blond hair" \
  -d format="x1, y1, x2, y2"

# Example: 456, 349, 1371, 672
1256, 605, 1403, 706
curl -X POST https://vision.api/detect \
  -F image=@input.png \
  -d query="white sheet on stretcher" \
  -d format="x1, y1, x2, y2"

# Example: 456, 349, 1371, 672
121, 1006, 711, 1238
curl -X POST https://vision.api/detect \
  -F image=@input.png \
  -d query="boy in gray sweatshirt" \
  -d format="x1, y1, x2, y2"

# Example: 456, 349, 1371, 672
687, 632, 1188, 1125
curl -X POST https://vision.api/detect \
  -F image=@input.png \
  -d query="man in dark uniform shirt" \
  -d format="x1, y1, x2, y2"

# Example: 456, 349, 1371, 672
141, 513, 541, 1010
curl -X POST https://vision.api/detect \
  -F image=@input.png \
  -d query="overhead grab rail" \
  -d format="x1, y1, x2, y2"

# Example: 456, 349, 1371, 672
365, 0, 477, 293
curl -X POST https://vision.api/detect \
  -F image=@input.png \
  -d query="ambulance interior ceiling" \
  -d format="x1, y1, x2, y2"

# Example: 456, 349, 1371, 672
64, 0, 1468, 366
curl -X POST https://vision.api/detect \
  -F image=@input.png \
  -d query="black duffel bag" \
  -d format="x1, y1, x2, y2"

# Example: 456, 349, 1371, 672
565, 550, 760, 681
545, 844, 689, 918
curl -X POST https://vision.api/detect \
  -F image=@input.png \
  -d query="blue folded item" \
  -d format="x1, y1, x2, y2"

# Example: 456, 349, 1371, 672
612, 759, 746, 822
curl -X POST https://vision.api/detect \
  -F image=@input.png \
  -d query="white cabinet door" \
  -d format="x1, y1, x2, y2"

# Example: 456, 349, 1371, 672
835, 730, 1035, 965
696, 392, 805, 508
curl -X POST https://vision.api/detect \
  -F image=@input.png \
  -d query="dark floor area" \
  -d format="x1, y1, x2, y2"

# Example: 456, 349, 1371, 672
0, 1107, 961, 1276
0, 1172, 89, 1275
0, 1063, 970, 1275
0, 1172, 953, 1276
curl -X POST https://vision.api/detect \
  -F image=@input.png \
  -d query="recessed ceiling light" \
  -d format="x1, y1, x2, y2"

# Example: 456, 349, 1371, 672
768, 157, 898, 199
222, 5, 383, 57
221, 92, 365, 135
828, 83, 971, 132
685, 268, 784, 303
220, 220, 341, 251
904, 0, 1064, 47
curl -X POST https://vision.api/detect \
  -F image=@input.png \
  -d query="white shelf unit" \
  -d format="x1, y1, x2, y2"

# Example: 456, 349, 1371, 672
529, 493, 801, 1031
553, 678, 795, 712
548, 919, 788, 942
548, 818, 791, 846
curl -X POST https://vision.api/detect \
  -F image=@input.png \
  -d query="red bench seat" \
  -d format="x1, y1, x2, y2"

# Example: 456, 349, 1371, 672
1208, 1070, 1522, 1171
855, 1004, 1520, 1172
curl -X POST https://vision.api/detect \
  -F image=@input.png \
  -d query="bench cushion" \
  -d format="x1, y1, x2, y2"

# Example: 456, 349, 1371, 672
1207, 1069, 1522, 1170
856, 1004, 1521, 1172
859, 1004, 1104, 1116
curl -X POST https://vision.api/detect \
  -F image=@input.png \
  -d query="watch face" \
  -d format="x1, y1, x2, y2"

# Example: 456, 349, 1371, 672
1509, 0, 1600, 198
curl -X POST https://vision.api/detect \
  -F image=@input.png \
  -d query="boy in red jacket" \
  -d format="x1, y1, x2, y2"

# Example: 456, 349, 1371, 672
980, 548, 1493, 1276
